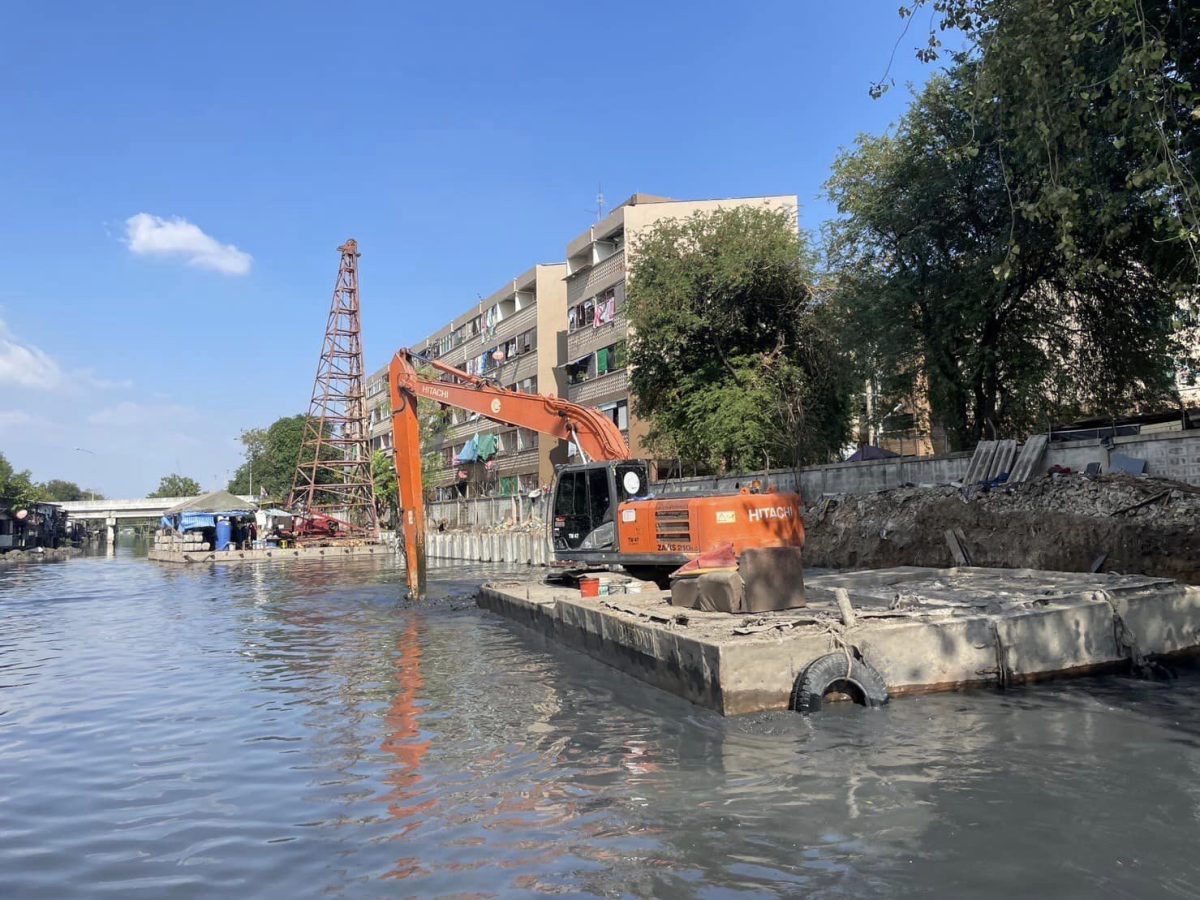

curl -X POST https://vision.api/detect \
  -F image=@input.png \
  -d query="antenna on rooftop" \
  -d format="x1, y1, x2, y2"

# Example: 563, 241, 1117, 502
595, 184, 606, 222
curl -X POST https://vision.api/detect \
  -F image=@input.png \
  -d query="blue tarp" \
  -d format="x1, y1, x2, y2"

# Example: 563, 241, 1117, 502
457, 435, 479, 463
180, 512, 217, 531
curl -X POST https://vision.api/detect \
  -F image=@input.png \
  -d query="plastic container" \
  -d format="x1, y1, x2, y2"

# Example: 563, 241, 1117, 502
215, 520, 233, 551
579, 577, 600, 598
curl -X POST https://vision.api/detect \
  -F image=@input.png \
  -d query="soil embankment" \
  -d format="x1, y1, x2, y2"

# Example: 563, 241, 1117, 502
803, 474, 1200, 583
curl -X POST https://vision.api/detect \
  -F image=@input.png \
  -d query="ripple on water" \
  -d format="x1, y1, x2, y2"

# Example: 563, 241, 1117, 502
2, 548, 1200, 896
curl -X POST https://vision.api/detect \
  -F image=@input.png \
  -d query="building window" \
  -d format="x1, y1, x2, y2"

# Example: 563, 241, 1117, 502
566, 357, 592, 385
516, 427, 538, 451
595, 340, 627, 376
598, 399, 629, 431
568, 298, 596, 333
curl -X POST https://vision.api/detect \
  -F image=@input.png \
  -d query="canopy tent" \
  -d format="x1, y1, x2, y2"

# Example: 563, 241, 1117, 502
162, 490, 257, 533
165, 490, 257, 515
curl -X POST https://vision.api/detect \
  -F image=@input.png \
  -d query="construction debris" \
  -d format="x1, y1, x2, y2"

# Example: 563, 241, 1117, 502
804, 473, 1200, 583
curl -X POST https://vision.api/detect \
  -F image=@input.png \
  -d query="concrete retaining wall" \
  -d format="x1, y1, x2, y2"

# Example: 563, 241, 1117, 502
426, 529, 552, 565
660, 430, 1200, 497
426, 493, 549, 530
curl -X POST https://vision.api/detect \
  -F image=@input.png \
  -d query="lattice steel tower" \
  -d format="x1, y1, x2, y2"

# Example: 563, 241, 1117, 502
288, 239, 378, 534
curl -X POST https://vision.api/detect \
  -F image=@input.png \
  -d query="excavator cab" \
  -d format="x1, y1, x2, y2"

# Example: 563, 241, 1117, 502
550, 460, 650, 564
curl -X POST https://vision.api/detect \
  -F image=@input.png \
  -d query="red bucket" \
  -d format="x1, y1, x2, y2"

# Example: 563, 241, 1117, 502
579, 577, 600, 598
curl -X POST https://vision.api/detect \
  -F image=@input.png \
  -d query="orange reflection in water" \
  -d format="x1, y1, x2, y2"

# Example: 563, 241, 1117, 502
379, 617, 436, 880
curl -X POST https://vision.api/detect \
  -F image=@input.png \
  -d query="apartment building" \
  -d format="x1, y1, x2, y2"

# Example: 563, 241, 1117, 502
560, 193, 799, 469
364, 192, 801, 498
363, 264, 568, 500
365, 361, 393, 455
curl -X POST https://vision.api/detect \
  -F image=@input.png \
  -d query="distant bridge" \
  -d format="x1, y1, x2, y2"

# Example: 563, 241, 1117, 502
58, 496, 256, 542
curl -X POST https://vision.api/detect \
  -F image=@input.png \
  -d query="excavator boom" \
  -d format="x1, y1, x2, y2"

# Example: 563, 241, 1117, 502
389, 349, 627, 597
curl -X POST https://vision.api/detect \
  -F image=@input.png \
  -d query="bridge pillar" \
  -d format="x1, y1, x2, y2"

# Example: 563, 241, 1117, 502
105, 516, 116, 554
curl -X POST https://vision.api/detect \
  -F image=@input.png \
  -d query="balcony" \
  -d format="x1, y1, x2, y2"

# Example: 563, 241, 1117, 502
567, 368, 630, 406
491, 448, 540, 475
567, 250, 625, 305
567, 309, 628, 361
487, 303, 536, 345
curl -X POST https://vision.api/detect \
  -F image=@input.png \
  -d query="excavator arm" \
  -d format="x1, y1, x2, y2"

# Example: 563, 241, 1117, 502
389, 348, 627, 597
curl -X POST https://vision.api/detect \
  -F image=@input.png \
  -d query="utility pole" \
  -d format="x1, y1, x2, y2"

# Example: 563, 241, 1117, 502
288, 239, 379, 536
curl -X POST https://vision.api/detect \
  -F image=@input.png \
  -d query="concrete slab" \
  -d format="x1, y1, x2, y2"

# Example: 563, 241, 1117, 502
478, 566, 1200, 715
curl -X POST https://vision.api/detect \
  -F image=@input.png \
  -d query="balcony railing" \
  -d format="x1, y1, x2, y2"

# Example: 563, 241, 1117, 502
486, 303, 536, 344
567, 250, 625, 305
567, 309, 628, 361
567, 368, 630, 405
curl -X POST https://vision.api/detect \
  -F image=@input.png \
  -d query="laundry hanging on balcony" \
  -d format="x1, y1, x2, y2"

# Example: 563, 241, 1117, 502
455, 435, 480, 463
476, 432, 499, 461
594, 294, 616, 326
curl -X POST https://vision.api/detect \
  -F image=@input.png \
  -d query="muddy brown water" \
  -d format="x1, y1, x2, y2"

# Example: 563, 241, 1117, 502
3, 545, 1200, 897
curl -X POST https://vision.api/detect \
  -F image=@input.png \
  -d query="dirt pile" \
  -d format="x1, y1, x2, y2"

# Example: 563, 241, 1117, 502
803, 474, 1200, 583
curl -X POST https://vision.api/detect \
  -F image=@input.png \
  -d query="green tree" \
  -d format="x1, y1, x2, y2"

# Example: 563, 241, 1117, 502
149, 474, 202, 498
227, 415, 309, 501
228, 413, 356, 502
626, 206, 854, 472
0, 452, 41, 505
41, 479, 86, 501
828, 61, 1182, 448
372, 450, 398, 525
884, 0, 1198, 293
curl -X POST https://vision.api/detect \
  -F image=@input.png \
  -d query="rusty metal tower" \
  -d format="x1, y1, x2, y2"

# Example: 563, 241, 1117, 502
288, 239, 378, 534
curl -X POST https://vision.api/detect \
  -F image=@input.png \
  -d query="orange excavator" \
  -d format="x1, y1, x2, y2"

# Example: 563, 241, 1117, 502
388, 349, 805, 598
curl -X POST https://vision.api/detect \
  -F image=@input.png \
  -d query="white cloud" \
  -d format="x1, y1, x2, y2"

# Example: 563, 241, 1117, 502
0, 320, 133, 393
125, 212, 252, 275
0, 319, 67, 390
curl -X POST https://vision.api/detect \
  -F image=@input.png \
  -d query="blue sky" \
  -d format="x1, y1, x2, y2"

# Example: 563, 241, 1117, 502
0, 1, 948, 497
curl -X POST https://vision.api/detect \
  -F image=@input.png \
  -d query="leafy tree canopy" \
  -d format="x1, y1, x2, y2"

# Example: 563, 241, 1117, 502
884, 0, 1197, 310
626, 206, 854, 472
41, 479, 87, 502
0, 452, 41, 506
149, 473, 202, 498
227, 415, 309, 501
829, 34, 1187, 448
372, 450, 398, 525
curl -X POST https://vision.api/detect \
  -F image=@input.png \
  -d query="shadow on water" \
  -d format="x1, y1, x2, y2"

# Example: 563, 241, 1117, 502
1, 552, 1200, 897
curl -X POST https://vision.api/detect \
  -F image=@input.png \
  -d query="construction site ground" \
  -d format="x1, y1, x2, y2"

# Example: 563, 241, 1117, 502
479, 566, 1200, 715
803, 473, 1200, 583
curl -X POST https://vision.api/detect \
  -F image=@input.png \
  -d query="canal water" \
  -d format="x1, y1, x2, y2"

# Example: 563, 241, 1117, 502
3, 548, 1200, 898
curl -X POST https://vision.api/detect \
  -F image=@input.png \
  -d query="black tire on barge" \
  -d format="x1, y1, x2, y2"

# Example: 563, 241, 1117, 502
791, 653, 888, 713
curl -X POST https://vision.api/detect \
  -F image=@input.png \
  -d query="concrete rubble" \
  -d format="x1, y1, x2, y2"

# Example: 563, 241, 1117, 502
804, 474, 1200, 582
0, 546, 83, 566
